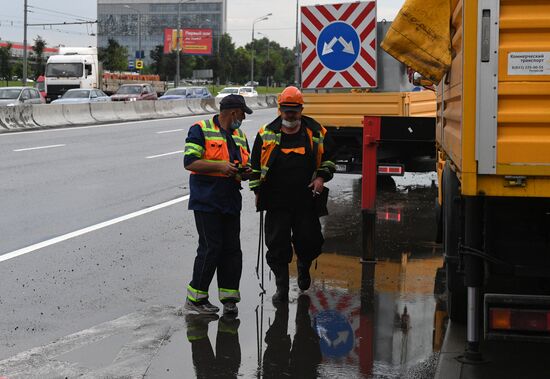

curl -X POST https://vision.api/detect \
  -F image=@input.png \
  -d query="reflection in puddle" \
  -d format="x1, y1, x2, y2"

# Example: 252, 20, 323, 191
308, 173, 443, 378
175, 174, 443, 378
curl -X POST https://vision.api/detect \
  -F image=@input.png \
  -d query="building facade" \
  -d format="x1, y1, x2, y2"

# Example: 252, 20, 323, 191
97, 0, 227, 65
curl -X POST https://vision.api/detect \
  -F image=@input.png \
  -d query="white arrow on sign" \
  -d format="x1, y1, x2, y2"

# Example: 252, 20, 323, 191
322, 36, 355, 56
322, 37, 338, 56
332, 331, 350, 347
338, 37, 355, 55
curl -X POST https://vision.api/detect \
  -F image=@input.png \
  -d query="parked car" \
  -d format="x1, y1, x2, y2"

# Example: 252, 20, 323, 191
159, 86, 212, 100
245, 81, 259, 87
216, 86, 258, 99
238, 86, 258, 97
110, 84, 157, 102
0, 87, 45, 106
51, 89, 111, 104
216, 87, 239, 99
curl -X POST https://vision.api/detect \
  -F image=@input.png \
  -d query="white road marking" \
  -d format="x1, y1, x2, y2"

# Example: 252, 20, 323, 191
13, 144, 66, 152
0, 195, 190, 264
156, 129, 185, 134
145, 150, 185, 159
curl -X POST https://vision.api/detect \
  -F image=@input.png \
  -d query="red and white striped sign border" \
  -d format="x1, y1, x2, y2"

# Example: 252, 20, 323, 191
301, 1, 377, 89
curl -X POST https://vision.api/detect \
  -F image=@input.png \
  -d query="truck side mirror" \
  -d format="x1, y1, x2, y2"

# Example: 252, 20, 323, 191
412, 72, 435, 87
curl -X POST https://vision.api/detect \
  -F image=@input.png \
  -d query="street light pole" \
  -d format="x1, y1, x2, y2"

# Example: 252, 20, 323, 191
251, 13, 271, 85
176, 0, 196, 87
23, 0, 28, 85
294, 0, 300, 87
257, 32, 270, 87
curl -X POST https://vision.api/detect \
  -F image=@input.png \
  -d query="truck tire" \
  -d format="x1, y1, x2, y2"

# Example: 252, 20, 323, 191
442, 163, 467, 323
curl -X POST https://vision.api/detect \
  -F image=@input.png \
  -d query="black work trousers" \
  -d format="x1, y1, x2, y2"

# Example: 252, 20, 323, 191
189, 211, 242, 303
264, 206, 323, 270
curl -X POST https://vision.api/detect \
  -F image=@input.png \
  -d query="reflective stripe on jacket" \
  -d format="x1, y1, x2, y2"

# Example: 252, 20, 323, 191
249, 116, 335, 190
184, 118, 250, 179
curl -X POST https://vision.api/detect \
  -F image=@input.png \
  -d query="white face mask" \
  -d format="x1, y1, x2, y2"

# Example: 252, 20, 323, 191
281, 119, 300, 128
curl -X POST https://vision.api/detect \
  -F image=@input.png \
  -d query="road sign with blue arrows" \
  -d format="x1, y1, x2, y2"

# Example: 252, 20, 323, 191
317, 22, 360, 72
301, 1, 377, 89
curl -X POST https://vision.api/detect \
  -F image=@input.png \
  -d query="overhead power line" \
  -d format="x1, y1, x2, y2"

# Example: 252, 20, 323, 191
27, 5, 95, 22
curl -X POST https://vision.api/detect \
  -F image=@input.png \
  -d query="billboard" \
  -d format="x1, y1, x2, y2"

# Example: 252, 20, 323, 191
163, 28, 213, 55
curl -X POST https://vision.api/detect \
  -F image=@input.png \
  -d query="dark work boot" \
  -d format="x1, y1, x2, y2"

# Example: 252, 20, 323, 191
272, 265, 289, 303
297, 260, 312, 291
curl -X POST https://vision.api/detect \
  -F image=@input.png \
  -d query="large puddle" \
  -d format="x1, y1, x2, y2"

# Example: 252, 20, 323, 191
148, 173, 445, 378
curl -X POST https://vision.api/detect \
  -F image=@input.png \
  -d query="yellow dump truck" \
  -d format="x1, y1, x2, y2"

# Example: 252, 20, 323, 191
385, 0, 550, 355
303, 21, 437, 174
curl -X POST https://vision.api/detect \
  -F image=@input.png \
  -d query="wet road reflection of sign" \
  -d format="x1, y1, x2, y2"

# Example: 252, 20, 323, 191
311, 291, 358, 359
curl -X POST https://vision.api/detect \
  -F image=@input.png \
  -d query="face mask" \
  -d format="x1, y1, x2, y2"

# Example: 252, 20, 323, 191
282, 119, 300, 128
231, 115, 242, 129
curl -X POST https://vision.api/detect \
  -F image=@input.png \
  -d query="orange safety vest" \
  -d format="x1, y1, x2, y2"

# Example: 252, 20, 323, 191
249, 117, 331, 191
186, 118, 250, 179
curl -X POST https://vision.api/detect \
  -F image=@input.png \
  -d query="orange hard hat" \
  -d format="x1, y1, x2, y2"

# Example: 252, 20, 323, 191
278, 86, 304, 112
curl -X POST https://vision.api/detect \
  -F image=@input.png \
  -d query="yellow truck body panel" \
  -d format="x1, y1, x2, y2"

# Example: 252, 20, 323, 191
303, 91, 436, 128
439, 0, 550, 197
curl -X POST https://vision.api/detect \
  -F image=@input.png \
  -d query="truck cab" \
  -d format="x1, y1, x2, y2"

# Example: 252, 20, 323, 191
45, 47, 99, 103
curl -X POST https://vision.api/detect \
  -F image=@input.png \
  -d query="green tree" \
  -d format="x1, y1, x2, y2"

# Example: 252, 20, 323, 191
32, 35, 47, 75
233, 47, 250, 85
0, 43, 12, 85
98, 39, 128, 72
149, 45, 196, 82
13, 61, 33, 80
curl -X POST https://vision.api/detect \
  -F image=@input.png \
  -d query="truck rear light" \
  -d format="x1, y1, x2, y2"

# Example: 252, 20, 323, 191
489, 308, 511, 330
377, 165, 404, 176
489, 308, 550, 332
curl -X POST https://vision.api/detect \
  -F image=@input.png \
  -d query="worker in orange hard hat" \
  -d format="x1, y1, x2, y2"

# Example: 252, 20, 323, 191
249, 86, 336, 303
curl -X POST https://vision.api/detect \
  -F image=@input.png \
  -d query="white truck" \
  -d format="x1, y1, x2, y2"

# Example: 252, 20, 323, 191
45, 47, 99, 103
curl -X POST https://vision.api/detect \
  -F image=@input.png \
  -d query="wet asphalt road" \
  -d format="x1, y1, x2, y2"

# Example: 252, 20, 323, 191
0, 112, 444, 378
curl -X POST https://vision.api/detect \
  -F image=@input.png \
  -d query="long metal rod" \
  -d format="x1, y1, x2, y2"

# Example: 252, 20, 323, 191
294, 0, 300, 87
176, 2, 181, 87
250, 23, 255, 84
23, 0, 28, 86
137, 12, 141, 68
467, 286, 480, 343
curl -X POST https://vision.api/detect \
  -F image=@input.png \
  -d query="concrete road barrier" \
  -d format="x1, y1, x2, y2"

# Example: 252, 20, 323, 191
62, 103, 95, 125
0, 105, 38, 130
32, 104, 69, 127
90, 102, 121, 123
257, 96, 267, 107
266, 95, 278, 107
132, 100, 159, 119
245, 96, 261, 110
187, 99, 203, 115
200, 98, 218, 113
171, 100, 193, 117
154, 100, 179, 118
111, 101, 140, 121
1, 95, 276, 133
0, 106, 21, 130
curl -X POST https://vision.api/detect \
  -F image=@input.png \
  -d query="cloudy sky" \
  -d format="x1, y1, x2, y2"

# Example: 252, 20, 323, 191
0, 0, 405, 48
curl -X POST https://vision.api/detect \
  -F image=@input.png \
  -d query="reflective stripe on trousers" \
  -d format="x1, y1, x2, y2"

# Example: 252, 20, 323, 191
187, 285, 209, 303
219, 288, 241, 303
